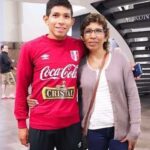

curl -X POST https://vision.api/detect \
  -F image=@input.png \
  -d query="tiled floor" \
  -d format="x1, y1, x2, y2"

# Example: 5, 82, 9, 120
135, 94, 150, 150
0, 99, 28, 150
0, 94, 150, 150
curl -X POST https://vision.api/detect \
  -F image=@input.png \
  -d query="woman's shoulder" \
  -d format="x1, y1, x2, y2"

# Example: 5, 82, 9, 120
111, 47, 128, 63
111, 47, 123, 56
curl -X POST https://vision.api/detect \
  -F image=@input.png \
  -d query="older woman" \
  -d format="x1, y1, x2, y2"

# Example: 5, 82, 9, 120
78, 13, 141, 150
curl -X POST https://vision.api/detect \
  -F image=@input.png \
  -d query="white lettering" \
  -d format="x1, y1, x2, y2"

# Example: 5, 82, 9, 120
128, 14, 150, 22
40, 64, 78, 80
134, 14, 150, 21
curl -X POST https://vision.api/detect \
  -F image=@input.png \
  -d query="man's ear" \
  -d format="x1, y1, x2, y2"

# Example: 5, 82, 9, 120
43, 15, 49, 25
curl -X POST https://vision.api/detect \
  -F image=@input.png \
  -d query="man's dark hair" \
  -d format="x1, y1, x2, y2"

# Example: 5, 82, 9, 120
1, 45, 4, 50
46, 0, 73, 16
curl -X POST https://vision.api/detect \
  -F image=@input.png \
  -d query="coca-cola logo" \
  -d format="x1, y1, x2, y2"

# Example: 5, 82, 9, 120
40, 64, 78, 80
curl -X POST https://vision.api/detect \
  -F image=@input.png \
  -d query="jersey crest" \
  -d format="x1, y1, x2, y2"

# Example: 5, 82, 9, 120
70, 50, 79, 61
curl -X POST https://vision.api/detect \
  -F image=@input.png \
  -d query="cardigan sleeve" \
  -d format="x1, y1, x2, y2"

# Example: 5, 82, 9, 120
122, 55, 141, 140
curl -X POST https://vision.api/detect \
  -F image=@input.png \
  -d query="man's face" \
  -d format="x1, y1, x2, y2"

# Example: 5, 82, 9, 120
44, 6, 74, 40
2, 45, 9, 53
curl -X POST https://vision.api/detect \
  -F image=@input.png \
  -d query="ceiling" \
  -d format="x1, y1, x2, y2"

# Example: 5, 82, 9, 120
5, 0, 150, 94
91, 0, 150, 94
7, 0, 103, 16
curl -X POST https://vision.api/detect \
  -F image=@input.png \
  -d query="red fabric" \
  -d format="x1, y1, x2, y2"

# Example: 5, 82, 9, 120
15, 35, 84, 129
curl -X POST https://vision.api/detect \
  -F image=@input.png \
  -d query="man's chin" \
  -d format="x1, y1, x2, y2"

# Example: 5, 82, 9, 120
56, 34, 67, 40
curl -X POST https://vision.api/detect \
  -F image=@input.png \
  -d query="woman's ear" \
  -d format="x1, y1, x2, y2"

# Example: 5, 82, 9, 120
105, 29, 109, 42
104, 37, 109, 42
80, 36, 84, 41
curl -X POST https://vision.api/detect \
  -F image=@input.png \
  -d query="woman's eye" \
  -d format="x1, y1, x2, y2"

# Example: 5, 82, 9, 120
96, 29, 104, 33
85, 30, 91, 34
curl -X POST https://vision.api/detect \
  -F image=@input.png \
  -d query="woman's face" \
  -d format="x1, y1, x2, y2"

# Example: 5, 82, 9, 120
82, 22, 107, 52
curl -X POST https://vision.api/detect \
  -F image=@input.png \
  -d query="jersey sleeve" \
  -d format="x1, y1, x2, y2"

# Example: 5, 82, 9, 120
14, 43, 34, 128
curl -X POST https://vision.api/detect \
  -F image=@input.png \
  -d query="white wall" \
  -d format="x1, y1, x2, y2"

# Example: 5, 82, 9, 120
21, 2, 72, 41
0, 0, 21, 42
0, 0, 4, 42
1, 1, 134, 63
21, 2, 47, 41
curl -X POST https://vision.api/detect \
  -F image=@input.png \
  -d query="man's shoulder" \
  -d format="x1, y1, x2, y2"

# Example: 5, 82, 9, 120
24, 35, 45, 45
0, 52, 6, 57
21, 35, 46, 51
67, 36, 82, 44
67, 36, 84, 52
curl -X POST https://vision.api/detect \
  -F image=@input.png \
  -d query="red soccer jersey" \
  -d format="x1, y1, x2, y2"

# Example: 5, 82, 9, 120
15, 35, 84, 129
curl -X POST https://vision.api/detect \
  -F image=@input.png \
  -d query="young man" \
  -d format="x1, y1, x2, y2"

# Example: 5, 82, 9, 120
14, 0, 84, 150
0, 44, 15, 99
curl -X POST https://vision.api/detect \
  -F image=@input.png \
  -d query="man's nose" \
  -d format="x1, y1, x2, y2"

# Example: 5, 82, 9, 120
58, 16, 65, 23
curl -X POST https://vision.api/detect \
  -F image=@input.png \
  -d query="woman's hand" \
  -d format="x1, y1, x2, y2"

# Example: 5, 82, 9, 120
27, 95, 38, 108
121, 137, 137, 150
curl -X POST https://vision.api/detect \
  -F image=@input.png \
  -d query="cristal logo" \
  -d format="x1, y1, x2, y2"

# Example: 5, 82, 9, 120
40, 64, 78, 80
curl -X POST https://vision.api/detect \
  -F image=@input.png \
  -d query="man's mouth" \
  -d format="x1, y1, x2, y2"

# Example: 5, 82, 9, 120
56, 27, 66, 32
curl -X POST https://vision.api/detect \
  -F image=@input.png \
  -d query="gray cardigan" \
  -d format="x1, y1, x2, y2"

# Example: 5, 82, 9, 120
78, 50, 141, 141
